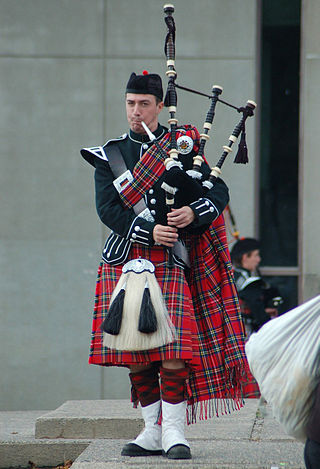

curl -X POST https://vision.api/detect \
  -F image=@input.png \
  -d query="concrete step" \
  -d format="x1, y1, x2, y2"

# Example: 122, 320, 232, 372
35, 398, 260, 441
35, 400, 144, 439
71, 438, 305, 469
0, 411, 90, 469
1, 440, 90, 469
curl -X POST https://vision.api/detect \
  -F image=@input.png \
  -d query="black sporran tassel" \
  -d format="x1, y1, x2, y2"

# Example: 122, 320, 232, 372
138, 282, 158, 334
234, 124, 249, 164
101, 287, 125, 335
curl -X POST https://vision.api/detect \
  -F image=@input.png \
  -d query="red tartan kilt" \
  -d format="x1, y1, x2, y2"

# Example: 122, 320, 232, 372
89, 244, 201, 368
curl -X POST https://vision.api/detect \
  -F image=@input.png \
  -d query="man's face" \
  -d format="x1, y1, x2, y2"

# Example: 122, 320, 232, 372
126, 93, 164, 134
242, 249, 261, 273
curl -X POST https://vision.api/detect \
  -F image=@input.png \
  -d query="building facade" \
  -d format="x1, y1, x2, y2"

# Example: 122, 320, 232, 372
0, 0, 318, 410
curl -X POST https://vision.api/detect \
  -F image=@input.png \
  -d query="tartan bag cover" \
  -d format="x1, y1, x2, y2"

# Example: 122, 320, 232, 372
118, 125, 200, 209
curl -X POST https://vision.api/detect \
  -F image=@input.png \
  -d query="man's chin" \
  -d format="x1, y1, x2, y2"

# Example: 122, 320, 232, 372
130, 123, 144, 133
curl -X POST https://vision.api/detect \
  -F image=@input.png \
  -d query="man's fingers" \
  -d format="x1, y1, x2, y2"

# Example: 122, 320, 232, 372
167, 213, 184, 225
157, 231, 178, 247
153, 224, 178, 246
161, 229, 178, 241
167, 206, 195, 228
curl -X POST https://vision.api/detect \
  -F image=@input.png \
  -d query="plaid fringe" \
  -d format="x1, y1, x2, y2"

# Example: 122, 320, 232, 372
186, 365, 247, 424
187, 395, 245, 425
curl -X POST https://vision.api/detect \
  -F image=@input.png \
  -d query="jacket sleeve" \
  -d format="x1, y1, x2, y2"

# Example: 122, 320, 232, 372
239, 283, 271, 330
94, 157, 156, 246
188, 159, 229, 229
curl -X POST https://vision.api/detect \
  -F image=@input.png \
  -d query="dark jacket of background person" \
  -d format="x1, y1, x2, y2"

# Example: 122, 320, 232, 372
304, 381, 320, 469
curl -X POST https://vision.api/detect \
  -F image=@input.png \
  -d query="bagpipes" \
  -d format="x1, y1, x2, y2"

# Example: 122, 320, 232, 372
142, 4, 256, 266
102, 3, 256, 351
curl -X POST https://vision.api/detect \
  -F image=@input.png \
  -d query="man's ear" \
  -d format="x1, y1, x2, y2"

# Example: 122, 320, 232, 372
242, 253, 250, 264
157, 101, 164, 113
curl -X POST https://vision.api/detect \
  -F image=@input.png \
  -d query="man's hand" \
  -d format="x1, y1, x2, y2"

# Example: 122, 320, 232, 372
153, 224, 178, 247
167, 206, 195, 229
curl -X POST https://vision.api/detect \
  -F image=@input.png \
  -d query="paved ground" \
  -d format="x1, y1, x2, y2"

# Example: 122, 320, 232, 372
0, 399, 306, 469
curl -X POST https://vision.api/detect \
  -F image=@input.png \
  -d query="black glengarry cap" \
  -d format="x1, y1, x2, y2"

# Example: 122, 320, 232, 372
230, 238, 260, 264
126, 71, 163, 100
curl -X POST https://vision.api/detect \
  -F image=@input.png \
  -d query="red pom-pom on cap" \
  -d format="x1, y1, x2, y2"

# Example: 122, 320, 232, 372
142, 70, 149, 75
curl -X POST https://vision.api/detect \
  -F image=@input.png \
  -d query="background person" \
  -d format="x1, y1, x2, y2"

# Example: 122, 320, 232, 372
230, 237, 284, 398
230, 237, 283, 335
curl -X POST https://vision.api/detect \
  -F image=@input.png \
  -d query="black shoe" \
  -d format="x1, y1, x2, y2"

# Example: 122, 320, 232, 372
121, 442, 162, 457
164, 444, 192, 459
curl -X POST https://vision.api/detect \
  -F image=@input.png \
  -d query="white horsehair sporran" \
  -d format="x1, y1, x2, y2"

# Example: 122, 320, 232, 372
102, 259, 176, 351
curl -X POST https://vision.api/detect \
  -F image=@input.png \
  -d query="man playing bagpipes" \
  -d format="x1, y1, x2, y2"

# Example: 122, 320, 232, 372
80, 71, 250, 460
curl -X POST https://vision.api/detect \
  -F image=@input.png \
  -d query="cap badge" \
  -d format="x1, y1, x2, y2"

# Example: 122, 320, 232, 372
177, 135, 193, 154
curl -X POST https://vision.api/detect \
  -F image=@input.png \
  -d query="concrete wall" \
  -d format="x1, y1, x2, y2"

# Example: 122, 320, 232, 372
300, 0, 320, 301
0, 0, 257, 410
0, 0, 106, 411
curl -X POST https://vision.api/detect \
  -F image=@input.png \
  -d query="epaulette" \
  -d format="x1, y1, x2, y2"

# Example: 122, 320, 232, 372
80, 133, 128, 167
